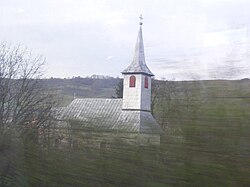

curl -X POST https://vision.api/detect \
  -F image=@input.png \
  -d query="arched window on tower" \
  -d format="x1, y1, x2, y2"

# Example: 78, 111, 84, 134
144, 76, 148, 88
129, 76, 136, 87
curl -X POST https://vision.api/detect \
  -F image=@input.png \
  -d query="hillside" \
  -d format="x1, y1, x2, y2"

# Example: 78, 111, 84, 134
42, 77, 120, 106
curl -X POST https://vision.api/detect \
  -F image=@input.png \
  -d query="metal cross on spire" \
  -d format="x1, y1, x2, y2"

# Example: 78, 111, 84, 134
139, 14, 143, 25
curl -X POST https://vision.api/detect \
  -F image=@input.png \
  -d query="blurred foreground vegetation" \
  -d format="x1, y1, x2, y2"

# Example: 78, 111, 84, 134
1, 78, 250, 186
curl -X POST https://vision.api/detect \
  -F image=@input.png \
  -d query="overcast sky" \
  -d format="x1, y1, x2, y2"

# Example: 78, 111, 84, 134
1, 0, 250, 80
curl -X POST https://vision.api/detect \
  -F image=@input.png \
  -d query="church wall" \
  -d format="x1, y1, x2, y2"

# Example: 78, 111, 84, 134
54, 127, 160, 149
75, 132, 161, 147
137, 133, 160, 145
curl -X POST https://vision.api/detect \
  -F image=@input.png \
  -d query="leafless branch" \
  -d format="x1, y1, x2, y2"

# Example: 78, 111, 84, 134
0, 42, 56, 140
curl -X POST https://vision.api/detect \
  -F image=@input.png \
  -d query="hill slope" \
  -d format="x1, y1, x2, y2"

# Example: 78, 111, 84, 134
42, 77, 120, 106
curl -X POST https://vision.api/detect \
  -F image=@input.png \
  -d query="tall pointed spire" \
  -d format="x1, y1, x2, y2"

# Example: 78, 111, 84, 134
122, 15, 154, 76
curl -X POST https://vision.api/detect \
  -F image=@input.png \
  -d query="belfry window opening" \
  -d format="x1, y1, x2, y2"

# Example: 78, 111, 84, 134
145, 76, 148, 88
129, 76, 136, 87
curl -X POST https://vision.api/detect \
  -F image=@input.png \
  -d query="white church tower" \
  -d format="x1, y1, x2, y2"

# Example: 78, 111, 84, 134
122, 16, 154, 112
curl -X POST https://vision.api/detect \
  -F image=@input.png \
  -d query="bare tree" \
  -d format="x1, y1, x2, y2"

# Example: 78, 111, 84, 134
151, 78, 179, 129
113, 78, 123, 98
0, 42, 56, 140
180, 81, 193, 111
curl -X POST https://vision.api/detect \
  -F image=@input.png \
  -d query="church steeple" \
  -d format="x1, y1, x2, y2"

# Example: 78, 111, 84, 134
122, 15, 154, 76
122, 16, 153, 111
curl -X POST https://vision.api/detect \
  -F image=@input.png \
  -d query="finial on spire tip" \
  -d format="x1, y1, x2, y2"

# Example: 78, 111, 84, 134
139, 14, 143, 25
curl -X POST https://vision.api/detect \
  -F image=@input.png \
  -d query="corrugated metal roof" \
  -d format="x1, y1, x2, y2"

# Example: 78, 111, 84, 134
61, 98, 162, 134
122, 25, 154, 76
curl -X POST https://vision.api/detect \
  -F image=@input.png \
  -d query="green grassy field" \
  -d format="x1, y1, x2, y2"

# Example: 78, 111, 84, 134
157, 79, 250, 186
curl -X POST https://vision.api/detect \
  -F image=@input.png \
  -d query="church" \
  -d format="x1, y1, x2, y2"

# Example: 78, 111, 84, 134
59, 18, 162, 146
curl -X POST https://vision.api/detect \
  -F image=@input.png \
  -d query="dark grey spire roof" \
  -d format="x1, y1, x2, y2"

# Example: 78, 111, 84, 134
61, 98, 162, 134
122, 24, 154, 76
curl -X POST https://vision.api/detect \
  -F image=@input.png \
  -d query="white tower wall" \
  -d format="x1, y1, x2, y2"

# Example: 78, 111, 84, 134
122, 74, 151, 111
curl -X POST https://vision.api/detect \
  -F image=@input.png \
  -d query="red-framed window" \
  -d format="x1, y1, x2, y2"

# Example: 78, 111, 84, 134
129, 76, 136, 87
145, 76, 148, 88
